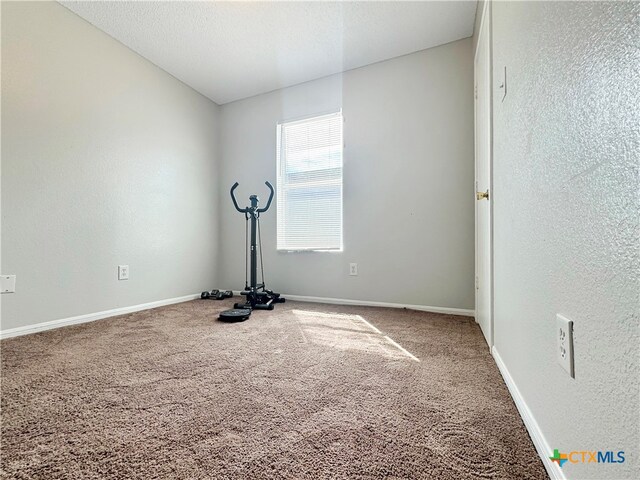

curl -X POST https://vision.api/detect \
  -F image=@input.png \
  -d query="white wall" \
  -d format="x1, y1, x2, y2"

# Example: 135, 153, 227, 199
472, 0, 485, 55
1, 2, 220, 331
491, 2, 639, 479
219, 39, 474, 310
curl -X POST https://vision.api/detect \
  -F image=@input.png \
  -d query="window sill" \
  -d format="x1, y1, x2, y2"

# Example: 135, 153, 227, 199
277, 249, 343, 253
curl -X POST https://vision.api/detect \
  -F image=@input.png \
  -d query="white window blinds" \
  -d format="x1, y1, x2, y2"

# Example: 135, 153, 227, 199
277, 111, 343, 251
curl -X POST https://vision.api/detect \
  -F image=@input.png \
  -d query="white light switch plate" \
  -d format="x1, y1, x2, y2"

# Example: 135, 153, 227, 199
1, 275, 16, 293
557, 314, 574, 378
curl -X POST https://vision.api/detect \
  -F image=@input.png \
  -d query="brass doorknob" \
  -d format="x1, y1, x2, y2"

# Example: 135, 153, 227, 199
476, 190, 489, 200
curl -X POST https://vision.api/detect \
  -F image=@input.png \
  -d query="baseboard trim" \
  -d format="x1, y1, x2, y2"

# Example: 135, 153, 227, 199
0, 294, 201, 340
492, 347, 565, 480
2, 292, 473, 340
279, 293, 475, 317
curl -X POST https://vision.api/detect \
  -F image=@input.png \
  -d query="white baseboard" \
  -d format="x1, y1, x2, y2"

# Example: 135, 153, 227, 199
278, 293, 475, 317
0, 294, 201, 340
492, 347, 565, 480
2, 292, 472, 340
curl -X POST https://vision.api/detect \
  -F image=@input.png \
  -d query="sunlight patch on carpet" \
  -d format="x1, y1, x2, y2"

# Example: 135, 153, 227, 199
292, 309, 420, 362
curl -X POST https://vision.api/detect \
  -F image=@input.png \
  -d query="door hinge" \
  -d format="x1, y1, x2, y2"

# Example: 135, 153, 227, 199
474, 85, 478, 99
475, 276, 479, 290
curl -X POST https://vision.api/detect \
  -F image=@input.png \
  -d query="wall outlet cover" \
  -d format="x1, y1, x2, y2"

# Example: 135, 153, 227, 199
118, 265, 129, 281
557, 314, 574, 378
349, 263, 358, 276
1, 275, 16, 293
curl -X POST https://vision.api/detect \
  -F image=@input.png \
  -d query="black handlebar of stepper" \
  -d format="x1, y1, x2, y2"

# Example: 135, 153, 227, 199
257, 181, 274, 213
229, 182, 247, 213
229, 181, 275, 213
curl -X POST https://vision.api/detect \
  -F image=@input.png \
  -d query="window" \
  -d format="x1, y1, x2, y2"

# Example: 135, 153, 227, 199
277, 111, 343, 251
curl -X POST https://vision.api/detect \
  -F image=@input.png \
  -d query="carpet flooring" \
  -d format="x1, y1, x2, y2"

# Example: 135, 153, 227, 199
1, 300, 547, 479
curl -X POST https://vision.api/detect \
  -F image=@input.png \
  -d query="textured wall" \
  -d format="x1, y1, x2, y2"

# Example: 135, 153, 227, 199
492, 2, 640, 479
1, 2, 220, 330
218, 39, 475, 310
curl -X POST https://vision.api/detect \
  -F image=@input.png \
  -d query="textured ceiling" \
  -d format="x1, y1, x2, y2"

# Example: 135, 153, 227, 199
60, 1, 477, 105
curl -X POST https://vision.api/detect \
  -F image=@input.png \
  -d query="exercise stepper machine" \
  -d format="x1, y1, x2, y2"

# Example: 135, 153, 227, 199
218, 181, 285, 322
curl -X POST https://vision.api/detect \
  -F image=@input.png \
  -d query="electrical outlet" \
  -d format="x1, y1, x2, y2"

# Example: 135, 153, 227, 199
349, 263, 358, 276
118, 265, 129, 281
1, 275, 16, 293
557, 314, 574, 378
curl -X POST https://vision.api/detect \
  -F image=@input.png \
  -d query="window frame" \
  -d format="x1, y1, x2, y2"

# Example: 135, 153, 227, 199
276, 109, 344, 253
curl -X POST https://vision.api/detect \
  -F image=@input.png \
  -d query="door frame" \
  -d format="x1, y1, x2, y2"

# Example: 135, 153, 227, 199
474, 0, 494, 349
